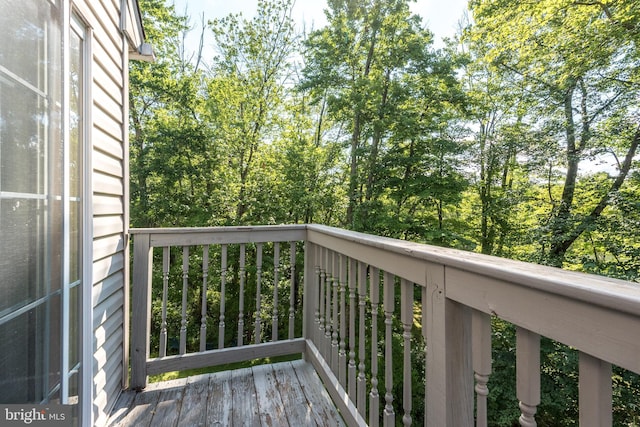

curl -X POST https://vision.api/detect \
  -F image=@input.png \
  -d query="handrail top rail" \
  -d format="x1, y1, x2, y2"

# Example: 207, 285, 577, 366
129, 224, 307, 247
130, 224, 307, 235
306, 224, 640, 317
129, 223, 640, 316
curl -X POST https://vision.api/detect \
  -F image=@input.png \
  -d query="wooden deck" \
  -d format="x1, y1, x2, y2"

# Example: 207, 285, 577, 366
106, 359, 346, 427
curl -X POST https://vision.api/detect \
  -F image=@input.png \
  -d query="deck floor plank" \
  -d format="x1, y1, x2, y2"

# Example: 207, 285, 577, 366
252, 364, 290, 426
272, 361, 318, 426
177, 374, 210, 427
107, 360, 345, 427
205, 370, 232, 426
114, 383, 162, 427
107, 389, 136, 427
232, 367, 261, 427
292, 359, 347, 427
148, 378, 187, 427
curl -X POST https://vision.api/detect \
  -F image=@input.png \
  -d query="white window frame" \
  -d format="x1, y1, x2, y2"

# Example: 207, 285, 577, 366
0, 3, 92, 423
69, 7, 94, 426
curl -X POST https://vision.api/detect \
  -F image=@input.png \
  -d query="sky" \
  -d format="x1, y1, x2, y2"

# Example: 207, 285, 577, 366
168, 0, 469, 61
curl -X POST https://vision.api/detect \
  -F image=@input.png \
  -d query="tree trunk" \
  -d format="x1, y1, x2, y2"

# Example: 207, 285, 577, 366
549, 125, 640, 264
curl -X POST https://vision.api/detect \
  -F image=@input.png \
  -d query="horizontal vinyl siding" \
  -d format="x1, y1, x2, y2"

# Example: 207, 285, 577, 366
93, 59, 123, 101
92, 253, 125, 291
92, 42, 123, 89
93, 352, 124, 427
93, 171, 124, 197
94, 86, 123, 125
93, 106, 124, 143
93, 195, 124, 216
94, 308, 123, 351
77, 0, 130, 424
97, 0, 124, 50
93, 234, 125, 263
93, 215, 124, 239
93, 126, 124, 161
92, 273, 124, 310
94, 150, 124, 178
94, 325, 123, 375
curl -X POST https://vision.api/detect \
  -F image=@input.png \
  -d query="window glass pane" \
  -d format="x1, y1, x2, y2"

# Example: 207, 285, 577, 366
0, 79, 47, 194
0, 297, 60, 403
48, 294, 62, 400
69, 285, 80, 370
70, 26, 82, 199
70, 201, 81, 283
67, 21, 84, 424
0, 0, 58, 89
0, 198, 46, 313
69, 24, 83, 285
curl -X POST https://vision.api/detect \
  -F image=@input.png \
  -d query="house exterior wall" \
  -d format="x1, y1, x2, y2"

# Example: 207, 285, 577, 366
0, 0, 144, 424
74, 0, 145, 425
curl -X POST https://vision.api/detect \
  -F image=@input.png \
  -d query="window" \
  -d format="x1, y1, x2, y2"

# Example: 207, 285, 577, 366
0, 0, 85, 421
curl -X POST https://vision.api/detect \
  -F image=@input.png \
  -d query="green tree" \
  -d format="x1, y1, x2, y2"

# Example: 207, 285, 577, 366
455, 26, 536, 256
301, 0, 465, 235
206, 0, 297, 225
130, 0, 216, 227
469, 0, 640, 267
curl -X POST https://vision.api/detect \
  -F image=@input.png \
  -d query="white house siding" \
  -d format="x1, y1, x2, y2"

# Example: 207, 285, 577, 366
73, 0, 143, 424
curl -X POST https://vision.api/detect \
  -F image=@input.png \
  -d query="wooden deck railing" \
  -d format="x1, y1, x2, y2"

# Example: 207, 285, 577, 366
129, 225, 308, 389
130, 224, 640, 427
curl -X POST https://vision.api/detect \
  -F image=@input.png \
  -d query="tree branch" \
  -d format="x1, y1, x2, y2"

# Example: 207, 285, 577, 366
554, 124, 640, 255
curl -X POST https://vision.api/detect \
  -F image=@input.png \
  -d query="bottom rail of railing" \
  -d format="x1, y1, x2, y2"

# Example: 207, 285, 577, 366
145, 338, 306, 377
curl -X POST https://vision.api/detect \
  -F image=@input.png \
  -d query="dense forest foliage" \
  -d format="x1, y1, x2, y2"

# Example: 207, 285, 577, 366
130, 0, 640, 425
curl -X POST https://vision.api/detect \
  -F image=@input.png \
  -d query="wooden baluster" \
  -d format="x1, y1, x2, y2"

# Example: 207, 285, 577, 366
303, 241, 317, 344
315, 247, 327, 357
400, 279, 413, 426
255, 243, 263, 344
200, 246, 209, 352
383, 271, 395, 426
238, 244, 246, 346
272, 242, 280, 341
180, 246, 189, 355
219, 245, 227, 349
421, 284, 428, 427
348, 257, 357, 400
331, 252, 340, 372
159, 247, 169, 357
473, 310, 492, 427
339, 253, 347, 386
516, 327, 540, 427
288, 242, 296, 340
369, 267, 380, 427
357, 262, 367, 416
324, 249, 333, 360
312, 244, 320, 344
579, 352, 612, 427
